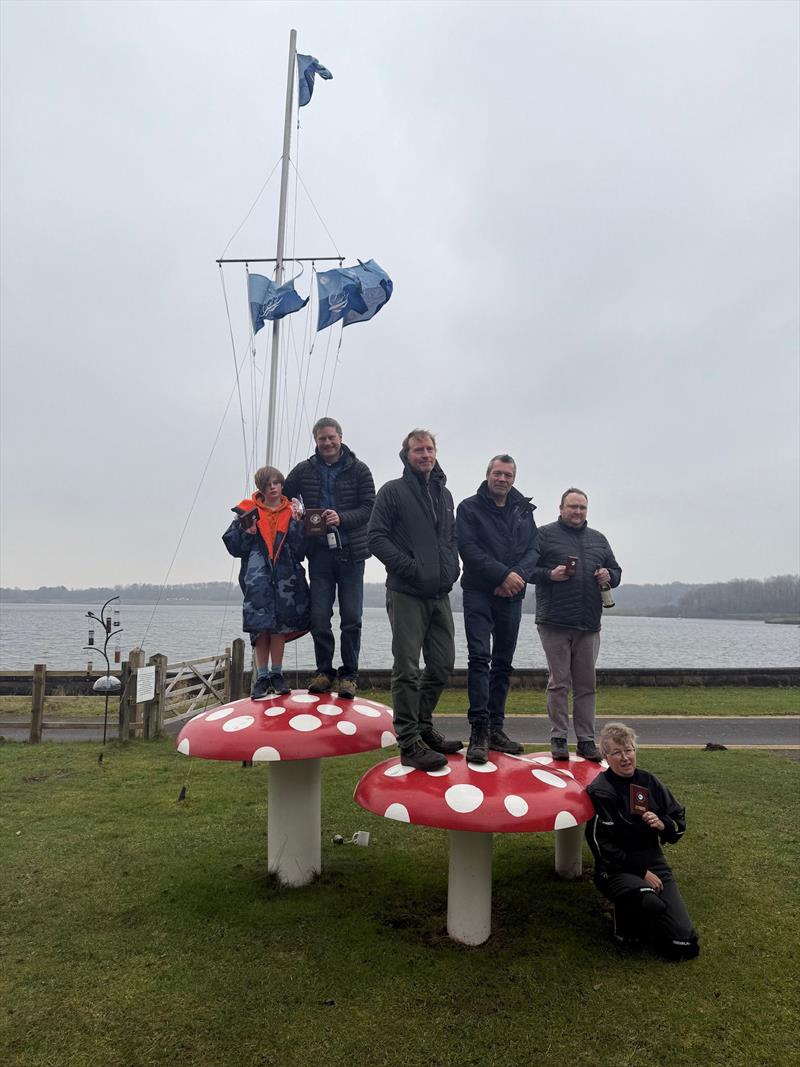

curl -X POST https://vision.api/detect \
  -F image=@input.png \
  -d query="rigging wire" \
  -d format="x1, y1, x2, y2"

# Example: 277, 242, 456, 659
289, 158, 342, 259
219, 156, 283, 260
219, 264, 251, 490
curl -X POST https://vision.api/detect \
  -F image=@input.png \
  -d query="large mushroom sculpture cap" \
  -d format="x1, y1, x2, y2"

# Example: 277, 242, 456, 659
177, 691, 394, 886
354, 751, 606, 945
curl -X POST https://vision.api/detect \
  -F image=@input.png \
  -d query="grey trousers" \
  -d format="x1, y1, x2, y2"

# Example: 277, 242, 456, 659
536, 623, 601, 741
386, 589, 455, 750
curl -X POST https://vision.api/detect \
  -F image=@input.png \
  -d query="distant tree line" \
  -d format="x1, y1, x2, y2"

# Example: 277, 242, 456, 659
2, 576, 798, 620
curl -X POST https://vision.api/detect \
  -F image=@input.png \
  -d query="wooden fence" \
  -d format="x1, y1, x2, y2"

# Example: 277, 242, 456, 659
8, 639, 247, 743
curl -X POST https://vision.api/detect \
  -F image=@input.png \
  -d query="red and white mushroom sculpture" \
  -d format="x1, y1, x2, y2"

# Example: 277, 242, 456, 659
176, 691, 395, 887
354, 750, 606, 945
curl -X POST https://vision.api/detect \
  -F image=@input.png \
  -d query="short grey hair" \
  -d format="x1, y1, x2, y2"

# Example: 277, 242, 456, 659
486, 454, 516, 478
313, 417, 342, 438
598, 722, 638, 756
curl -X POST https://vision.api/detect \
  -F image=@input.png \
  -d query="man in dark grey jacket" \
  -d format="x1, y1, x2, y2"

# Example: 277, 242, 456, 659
456, 454, 538, 763
532, 487, 621, 761
284, 417, 375, 699
368, 429, 462, 770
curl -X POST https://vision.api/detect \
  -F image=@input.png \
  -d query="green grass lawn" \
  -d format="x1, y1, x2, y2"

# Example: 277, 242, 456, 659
1, 741, 798, 1067
1, 685, 798, 724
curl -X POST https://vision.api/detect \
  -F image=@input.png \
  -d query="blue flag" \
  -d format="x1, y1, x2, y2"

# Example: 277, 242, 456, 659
248, 273, 309, 334
316, 267, 368, 332
342, 260, 393, 327
316, 261, 394, 332
297, 54, 332, 107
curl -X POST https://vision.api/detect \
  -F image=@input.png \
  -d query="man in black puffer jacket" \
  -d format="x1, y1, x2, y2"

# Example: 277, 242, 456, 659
532, 487, 621, 761
368, 429, 462, 770
284, 417, 375, 699
456, 454, 538, 763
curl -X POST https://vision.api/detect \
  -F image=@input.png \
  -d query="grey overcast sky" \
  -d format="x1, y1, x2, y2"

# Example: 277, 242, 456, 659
1, 0, 798, 590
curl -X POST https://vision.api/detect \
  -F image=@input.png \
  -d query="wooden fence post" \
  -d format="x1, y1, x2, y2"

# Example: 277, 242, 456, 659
147, 653, 167, 739
29, 663, 46, 743
230, 638, 245, 702
118, 659, 130, 742
223, 646, 232, 703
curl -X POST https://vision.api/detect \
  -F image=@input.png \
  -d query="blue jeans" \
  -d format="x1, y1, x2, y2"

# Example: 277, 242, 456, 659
308, 550, 365, 678
463, 588, 523, 729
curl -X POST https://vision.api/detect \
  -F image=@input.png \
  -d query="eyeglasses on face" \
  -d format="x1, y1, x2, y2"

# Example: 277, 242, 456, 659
607, 747, 635, 759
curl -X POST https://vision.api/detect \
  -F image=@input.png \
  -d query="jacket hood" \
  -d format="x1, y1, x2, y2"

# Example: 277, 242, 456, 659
232, 493, 290, 515
476, 481, 535, 511
399, 451, 447, 484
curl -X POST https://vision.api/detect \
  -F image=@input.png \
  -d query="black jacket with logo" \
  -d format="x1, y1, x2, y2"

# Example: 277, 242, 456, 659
284, 443, 375, 562
456, 483, 538, 600
368, 457, 459, 599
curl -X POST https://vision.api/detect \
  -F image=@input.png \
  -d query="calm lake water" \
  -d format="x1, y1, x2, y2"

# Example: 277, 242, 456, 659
1, 602, 798, 670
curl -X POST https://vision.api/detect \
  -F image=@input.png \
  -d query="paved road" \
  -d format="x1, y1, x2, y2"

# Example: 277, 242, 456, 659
2, 715, 798, 748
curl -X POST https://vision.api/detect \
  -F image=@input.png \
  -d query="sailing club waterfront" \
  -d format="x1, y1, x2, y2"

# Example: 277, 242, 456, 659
1, 602, 798, 671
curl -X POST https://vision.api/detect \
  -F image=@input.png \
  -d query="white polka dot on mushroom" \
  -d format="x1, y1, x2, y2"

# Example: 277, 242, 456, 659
554, 768, 576, 779
385, 763, 415, 777
205, 707, 234, 721
222, 715, 255, 732
445, 783, 484, 813
252, 746, 281, 761
352, 704, 381, 718
177, 738, 190, 755
380, 731, 397, 747
532, 769, 568, 788
532, 755, 553, 765
426, 765, 452, 777
288, 714, 322, 732
554, 811, 578, 829
384, 803, 410, 822
467, 760, 498, 773
264, 706, 286, 717
570, 755, 586, 762
504, 795, 528, 817
337, 721, 357, 735
291, 694, 319, 704
317, 704, 342, 716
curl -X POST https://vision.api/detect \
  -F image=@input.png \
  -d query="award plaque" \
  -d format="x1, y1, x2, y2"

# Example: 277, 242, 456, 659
304, 508, 326, 536
565, 555, 578, 576
630, 784, 650, 816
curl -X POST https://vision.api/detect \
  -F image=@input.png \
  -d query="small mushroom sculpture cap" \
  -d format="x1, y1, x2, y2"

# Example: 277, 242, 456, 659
354, 751, 606, 832
176, 692, 395, 762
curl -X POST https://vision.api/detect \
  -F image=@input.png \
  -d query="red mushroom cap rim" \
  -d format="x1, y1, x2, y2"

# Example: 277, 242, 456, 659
354, 751, 606, 833
176, 693, 395, 762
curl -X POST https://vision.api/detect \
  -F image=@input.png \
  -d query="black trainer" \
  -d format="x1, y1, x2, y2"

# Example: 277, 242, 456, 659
488, 728, 524, 755
252, 674, 273, 699
466, 724, 489, 763
576, 740, 603, 762
420, 727, 463, 754
550, 736, 570, 760
400, 740, 447, 771
270, 671, 291, 696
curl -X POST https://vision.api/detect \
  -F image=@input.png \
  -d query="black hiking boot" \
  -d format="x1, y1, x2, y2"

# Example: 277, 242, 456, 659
466, 724, 490, 763
489, 727, 524, 755
399, 740, 448, 771
420, 727, 463, 754
576, 739, 603, 762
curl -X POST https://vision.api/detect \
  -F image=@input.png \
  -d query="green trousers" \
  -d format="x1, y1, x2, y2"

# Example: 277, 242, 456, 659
386, 589, 455, 750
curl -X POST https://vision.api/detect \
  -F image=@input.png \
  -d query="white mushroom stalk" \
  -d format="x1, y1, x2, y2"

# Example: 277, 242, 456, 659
176, 691, 395, 887
354, 751, 606, 945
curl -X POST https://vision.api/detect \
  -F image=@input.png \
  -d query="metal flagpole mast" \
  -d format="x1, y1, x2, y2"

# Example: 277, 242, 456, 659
265, 28, 297, 466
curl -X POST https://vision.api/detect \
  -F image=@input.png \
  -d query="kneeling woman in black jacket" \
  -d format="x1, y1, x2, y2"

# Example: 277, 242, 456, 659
585, 722, 700, 960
